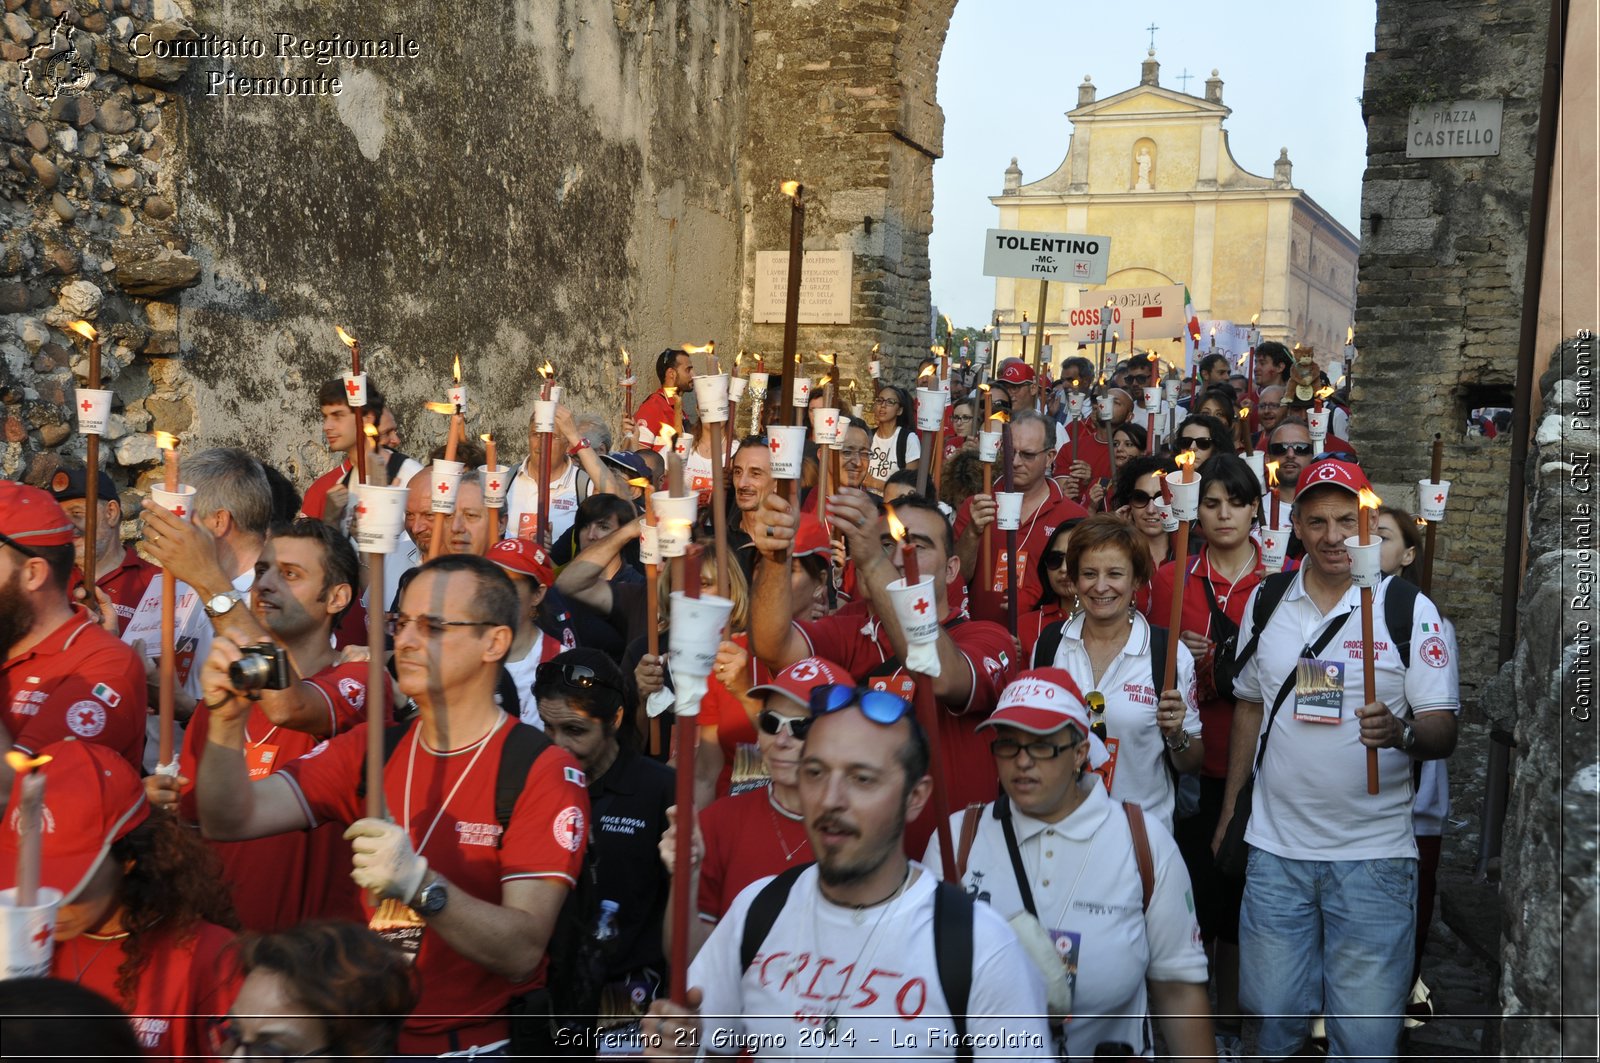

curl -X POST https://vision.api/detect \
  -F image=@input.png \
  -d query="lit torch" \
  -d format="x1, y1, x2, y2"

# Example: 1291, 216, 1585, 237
68, 321, 104, 588
1358, 486, 1383, 795
151, 433, 180, 771
6, 751, 52, 906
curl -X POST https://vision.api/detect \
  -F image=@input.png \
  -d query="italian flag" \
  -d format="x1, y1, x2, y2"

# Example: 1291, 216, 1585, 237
1184, 286, 1201, 348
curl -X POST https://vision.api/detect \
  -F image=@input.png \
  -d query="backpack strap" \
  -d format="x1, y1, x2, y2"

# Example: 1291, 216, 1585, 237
385, 449, 410, 483
495, 723, 553, 845
1231, 570, 1297, 672
1147, 625, 1169, 694
1122, 801, 1155, 913
739, 862, 813, 973
954, 803, 985, 881
932, 881, 975, 1063
1383, 577, 1421, 669
1031, 617, 1067, 670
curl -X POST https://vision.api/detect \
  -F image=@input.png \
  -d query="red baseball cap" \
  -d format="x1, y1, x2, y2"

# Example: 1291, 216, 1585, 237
1295, 458, 1371, 498
0, 480, 77, 550
747, 656, 852, 709
0, 739, 150, 902
997, 359, 1036, 385
793, 515, 832, 561
487, 537, 553, 586
978, 668, 1109, 767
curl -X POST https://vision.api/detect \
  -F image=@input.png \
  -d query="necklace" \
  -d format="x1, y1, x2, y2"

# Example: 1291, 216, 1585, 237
766, 787, 808, 863
403, 714, 505, 859
1203, 546, 1256, 612
71, 930, 129, 985
811, 866, 915, 1041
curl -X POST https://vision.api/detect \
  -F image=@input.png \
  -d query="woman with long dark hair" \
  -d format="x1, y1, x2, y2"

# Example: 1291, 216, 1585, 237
1019, 518, 1084, 661
863, 384, 921, 492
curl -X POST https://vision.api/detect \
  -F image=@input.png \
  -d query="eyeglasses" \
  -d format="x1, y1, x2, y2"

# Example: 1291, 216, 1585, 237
1015, 448, 1048, 463
1178, 437, 1215, 451
1043, 550, 1070, 571
758, 709, 812, 739
1084, 691, 1108, 740
535, 660, 624, 696
807, 683, 915, 726
952, 413, 974, 423
874, 397, 900, 407
1319, 451, 1360, 464
838, 447, 869, 460
1125, 489, 1158, 509
208, 1017, 329, 1060
386, 613, 497, 638
991, 736, 1078, 760
1267, 441, 1315, 456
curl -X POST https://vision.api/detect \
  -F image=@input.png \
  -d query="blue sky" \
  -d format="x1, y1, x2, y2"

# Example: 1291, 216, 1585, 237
931, 0, 1376, 327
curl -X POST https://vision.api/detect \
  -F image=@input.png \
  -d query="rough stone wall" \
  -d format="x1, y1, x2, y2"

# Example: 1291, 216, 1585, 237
738, 0, 956, 400
2, 0, 750, 492
1487, 335, 1598, 1060
1353, 0, 1551, 694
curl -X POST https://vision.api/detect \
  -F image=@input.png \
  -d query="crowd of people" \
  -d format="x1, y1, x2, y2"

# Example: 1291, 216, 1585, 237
0, 339, 1457, 1061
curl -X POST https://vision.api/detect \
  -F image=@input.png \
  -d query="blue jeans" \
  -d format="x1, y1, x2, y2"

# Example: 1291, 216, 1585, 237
1238, 848, 1416, 1062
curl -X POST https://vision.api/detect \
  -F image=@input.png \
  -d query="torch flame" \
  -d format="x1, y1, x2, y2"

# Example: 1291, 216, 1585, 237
1346, 326, 1355, 345
1239, 405, 1251, 419
424, 401, 456, 415
621, 347, 630, 369
977, 382, 990, 395
1251, 313, 1260, 326
817, 374, 831, 388
1210, 325, 1217, 337
735, 351, 744, 368
538, 361, 554, 380
918, 365, 935, 381
364, 424, 379, 440
154, 431, 178, 451
4, 751, 51, 772
780, 180, 801, 198
1236, 352, 1249, 368
627, 476, 652, 490
870, 342, 880, 354
943, 314, 954, 334
819, 351, 836, 365
452, 354, 462, 384
992, 410, 1012, 424
1266, 460, 1280, 487
1357, 487, 1382, 510
662, 386, 678, 400
681, 342, 714, 355
657, 423, 677, 448
336, 326, 358, 349
1175, 450, 1197, 472
1415, 515, 1429, 529
68, 320, 97, 341
1316, 385, 1335, 400
480, 433, 494, 445
886, 509, 908, 543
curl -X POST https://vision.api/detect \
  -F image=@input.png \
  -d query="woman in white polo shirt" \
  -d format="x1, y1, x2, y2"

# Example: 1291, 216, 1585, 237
925, 668, 1213, 1061
1030, 514, 1203, 828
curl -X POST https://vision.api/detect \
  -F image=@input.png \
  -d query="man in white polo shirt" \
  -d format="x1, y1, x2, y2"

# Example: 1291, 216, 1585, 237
1217, 458, 1459, 1062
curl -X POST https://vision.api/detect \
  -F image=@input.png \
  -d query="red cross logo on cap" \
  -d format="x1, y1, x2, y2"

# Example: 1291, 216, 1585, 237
790, 661, 819, 682
1312, 464, 1342, 482
345, 378, 360, 397
912, 597, 930, 615
80, 398, 93, 412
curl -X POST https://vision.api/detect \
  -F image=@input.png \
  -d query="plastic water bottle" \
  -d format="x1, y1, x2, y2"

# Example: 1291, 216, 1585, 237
594, 899, 621, 943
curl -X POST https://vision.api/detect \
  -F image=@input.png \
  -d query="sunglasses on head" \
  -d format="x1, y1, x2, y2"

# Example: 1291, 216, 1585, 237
758, 708, 812, 739
535, 660, 624, 697
1268, 441, 1315, 456
807, 683, 915, 726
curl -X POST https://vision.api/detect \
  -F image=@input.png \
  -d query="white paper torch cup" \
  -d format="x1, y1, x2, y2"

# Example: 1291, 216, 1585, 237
915, 388, 947, 432
1156, 502, 1179, 533
791, 377, 812, 408
651, 493, 698, 557
352, 484, 408, 554
449, 384, 467, 408
1168, 473, 1201, 520
886, 576, 940, 647
1097, 395, 1114, 421
479, 465, 511, 509
1345, 536, 1383, 588
1418, 480, 1451, 522
550, 385, 565, 405
768, 425, 808, 479
978, 430, 1001, 463
76, 388, 113, 435
869, 360, 882, 378
727, 376, 748, 405
428, 460, 465, 514
341, 372, 368, 408
994, 491, 1024, 531
1307, 409, 1329, 444
1260, 531, 1289, 573
1162, 378, 1180, 403
532, 400, 557, 434
693, 375, 730, 424
149, 484, 197, 522
639, 523, 661, 567
668, 592, 736, 719
1067, 394, 1087, 420
851, 403, 865, 418
0, 887, 62, 980
811, 408, 841, 445
1244, 451, 1266, 493
749, 372, 769, 398
1142, 386, 1162, 413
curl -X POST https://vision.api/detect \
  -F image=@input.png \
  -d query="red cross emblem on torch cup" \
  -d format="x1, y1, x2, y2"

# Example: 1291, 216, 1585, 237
80, 398, 93, 413
769, 437, 782, 453
912, 597, 930, 615
437, 481, 450, 494
355, 503, 368, 517
825, 416, 836, 428
32, 924, 51, 950
1435, 493, 1446, 505
489, 479, 501, 491
345, 378, 360, 398
171, 505, 185, 517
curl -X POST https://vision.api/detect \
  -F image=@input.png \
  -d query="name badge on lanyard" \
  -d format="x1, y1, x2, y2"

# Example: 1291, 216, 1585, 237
1293, 658, 1345, 724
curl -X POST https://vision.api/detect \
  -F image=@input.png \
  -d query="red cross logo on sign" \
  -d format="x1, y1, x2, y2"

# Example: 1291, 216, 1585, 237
80, 398, 93, 412
345, 378, 360, 397
912, 598, 930, 615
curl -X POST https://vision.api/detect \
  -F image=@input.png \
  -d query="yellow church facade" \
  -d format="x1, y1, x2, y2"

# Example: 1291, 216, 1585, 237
990, 52, 1357, 369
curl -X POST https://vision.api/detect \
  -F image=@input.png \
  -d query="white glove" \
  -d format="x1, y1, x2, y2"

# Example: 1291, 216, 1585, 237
344, 818, 429, 903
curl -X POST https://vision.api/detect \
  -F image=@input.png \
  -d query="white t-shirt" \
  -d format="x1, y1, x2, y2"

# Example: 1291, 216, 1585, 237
1044, 613, 1201, 829
689, 863, 1054, 1060
1233, 572, 1459, 861
867, 427, 920, 484
925, 781, 1209, 1062
501, 630, 548, 730
685, 437, 741, 504
505, 459, 581, 543
1411, 619, 1458, 837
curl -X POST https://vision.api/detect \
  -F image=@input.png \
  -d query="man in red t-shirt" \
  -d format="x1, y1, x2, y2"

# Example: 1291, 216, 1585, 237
50, 466, 155, 635
152, 519, 393, 931
0, 481, 147, 780
191, 554, 587, 1056
748, 490, 1016, 854
953, 410, 1086, 623
300, 378, 423, 527
1054, 387, 1134, 498
634, 348, 696, 453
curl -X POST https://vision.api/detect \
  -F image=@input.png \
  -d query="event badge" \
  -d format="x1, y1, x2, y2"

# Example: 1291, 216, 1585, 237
244, 744, 280, 781
867, 674, 917, 702
1294, 658, 1345, 723
991, 549, 1029, 594
369, 898, 424, 963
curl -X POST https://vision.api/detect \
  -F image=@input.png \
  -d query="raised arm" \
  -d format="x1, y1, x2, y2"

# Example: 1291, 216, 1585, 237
555, 518, 642, 616
746, 493, 812, 672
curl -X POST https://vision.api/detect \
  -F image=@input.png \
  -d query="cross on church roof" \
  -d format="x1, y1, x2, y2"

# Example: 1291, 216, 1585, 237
1176, 68, 1194, 93
1146, 22, 1159, 50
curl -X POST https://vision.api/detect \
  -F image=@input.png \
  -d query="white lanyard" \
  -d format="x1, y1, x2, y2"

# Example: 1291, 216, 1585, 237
402, 715, 505, 858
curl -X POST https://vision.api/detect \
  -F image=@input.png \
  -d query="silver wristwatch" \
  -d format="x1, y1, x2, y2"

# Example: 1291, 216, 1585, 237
1399, 721, 1417, 752
1164, 730, 1191, 753
204, 590, 245, 618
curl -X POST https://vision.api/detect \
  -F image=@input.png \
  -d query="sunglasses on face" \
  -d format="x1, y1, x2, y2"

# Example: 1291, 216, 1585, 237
1268, 441, 1315, 456
1043, 549, 1070, 570
758, 709, 812, 739
1178, 436, 1215, 451
535, 660, 624, 697
807, 682, 915, 726
1125, 489, 1158, 509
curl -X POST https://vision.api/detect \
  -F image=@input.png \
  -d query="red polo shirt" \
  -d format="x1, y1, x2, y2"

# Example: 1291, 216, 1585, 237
952, 478, 1086, 624
2, 607, 146, 772
299, 460, 353, 523
1054, 420, 1113, 500
68, 547, 157, 636
634, 389, 677, 452
697, 787, 812, 923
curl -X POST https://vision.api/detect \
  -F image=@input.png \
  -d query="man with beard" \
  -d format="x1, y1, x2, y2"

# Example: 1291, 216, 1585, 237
635, 348, 697, 453
643, 689, 1052, 1060
0, 481, 147, 781
50, 466, 155, 635
154, 518, 392, 931
1254, 385, 1287, 448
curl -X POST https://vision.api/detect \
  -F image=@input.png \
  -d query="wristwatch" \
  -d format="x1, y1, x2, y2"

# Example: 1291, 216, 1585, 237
1164, 730, 1191, 753
203, 590, 245, 619
413, 878, 448, 917
1399, 721, 1417, 752
567, 438, 592, 457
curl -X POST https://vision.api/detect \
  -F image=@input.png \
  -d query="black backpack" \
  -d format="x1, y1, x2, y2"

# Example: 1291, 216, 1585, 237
1030, 618, 1170, 692
360, 721, 607, 1039
739, 863, 976, 1063
1224, 571, 1421, 678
